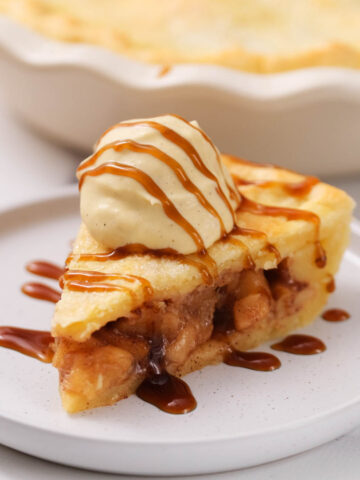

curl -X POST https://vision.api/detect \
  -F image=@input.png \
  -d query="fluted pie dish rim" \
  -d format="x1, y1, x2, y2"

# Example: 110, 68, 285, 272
1, 16, 360, 104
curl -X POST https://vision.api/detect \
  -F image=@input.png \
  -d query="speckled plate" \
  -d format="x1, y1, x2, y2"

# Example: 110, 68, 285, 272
0, 187, 360, 476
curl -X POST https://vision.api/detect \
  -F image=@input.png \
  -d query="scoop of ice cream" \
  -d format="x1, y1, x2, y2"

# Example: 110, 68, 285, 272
77, 114, 239, 255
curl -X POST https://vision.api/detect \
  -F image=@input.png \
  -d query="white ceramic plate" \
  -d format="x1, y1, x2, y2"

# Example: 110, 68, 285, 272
1, 17, 360, 176
0, 187, 360, 476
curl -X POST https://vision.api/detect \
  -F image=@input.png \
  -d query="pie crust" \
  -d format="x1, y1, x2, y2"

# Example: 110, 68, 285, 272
2, 0, 360, 73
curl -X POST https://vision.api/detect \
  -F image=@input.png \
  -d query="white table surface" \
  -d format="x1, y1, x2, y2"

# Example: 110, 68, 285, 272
0, 103, 359, 480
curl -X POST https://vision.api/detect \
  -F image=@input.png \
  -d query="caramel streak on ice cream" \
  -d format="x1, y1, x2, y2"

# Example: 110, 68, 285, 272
91, 119, 237, 225
78, 115, 239, 254
78, 139, 227, 235
171, 114, 240, 204
79, 162, 205, 252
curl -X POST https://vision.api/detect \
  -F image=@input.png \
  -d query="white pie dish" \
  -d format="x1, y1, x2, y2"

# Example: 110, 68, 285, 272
0, 186, 360, 476
1, 17, 360, 176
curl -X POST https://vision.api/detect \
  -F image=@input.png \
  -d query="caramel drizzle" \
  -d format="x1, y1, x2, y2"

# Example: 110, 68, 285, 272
222, 235, 255, 269
67, 248, 216, 286
78, 139, 229, 236
228, 155, 322, 266
230, 225, 267, 238
21, 282, 61, 303
229, 224, 281, 264
171, 114, 240, 204
225, 154, 321, 202
0, 326, 53, 363
238, 194, 326, 268
61, 269, 153, 299
233, 175, 319, 197
79, 162, 205, 252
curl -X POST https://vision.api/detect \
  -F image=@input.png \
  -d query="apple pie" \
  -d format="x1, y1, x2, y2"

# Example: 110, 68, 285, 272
2, 0, 360, 73
48, 114, 354, 413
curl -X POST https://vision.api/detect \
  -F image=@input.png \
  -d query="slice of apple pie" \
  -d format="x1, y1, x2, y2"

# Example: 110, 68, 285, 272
52, 114, 354, 413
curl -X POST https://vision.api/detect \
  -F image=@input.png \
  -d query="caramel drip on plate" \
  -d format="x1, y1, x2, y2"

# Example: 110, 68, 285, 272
322, 309, 350, 322
224, 350, 281, 371
61, 270, 153, 299
21, 282, 61, 303
137, 374, 197, 414
271, 334, 326, 355
238, 194, 326, 268
233, 175, 319, 197
67, 247, 215, 285
79, 162, 205, 252
78, 139, 228, 236
137, 335, 281, 414
0, 326, 53, 363
136, 336, 197, 414
26, 260, 65, 280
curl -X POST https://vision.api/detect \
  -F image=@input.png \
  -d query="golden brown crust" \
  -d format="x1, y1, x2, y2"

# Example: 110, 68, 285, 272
2, 0, 360, 73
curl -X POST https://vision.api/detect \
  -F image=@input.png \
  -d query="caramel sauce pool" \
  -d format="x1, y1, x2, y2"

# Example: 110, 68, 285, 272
0, 326, 53, 363
21, 282, 61, 303
224, 350, 281, 371
322, 309, 350, 322
26, 260, 65, 280
136, 373, 197, 414
271, 334, 326, 355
